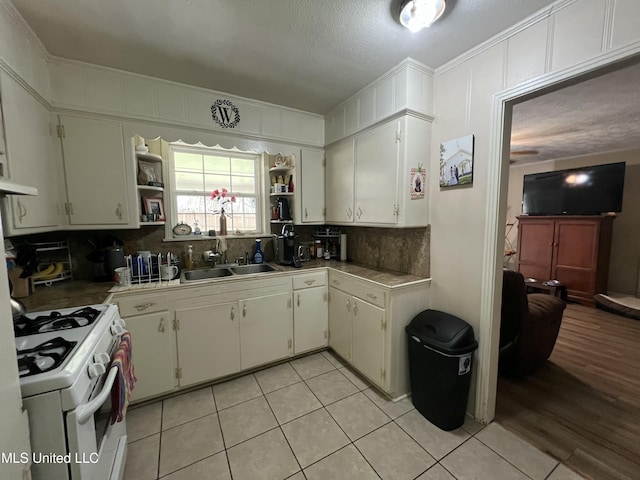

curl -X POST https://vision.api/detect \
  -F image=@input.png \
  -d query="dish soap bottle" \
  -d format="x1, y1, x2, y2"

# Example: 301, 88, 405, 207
253, 239, 264, 264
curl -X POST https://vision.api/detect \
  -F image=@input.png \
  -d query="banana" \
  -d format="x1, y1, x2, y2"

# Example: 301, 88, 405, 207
31, 263, 56, 279
37, 262, 65, 281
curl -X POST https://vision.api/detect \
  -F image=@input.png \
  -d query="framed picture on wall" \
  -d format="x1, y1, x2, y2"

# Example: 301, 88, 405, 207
439, 134, 474, 188
143, 196, 165, 222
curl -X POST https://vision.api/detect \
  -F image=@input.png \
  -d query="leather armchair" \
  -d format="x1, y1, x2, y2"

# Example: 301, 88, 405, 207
499, 270, 566, 377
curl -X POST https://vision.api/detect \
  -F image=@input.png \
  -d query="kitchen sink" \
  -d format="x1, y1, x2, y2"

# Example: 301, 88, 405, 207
180, 263, 279, 283
229, 264, 278, 275
181, 267, 233, 282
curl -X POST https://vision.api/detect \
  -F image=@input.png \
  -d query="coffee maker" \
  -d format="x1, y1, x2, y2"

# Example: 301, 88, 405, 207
274, 224, 301, 267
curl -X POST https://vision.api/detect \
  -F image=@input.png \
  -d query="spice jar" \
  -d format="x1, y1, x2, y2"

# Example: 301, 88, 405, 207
315, 240, 323, 258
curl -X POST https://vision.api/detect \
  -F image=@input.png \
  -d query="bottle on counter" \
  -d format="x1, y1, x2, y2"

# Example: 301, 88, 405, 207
315, 240, 323, 258
185, 244, 194, 269
253, 239, 264, 264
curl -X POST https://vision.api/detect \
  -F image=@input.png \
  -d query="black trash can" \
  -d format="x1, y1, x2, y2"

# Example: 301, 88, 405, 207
406, 309, 478, 431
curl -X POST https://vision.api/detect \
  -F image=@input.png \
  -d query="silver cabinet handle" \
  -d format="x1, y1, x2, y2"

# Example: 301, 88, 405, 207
135, 302, 153, 311
353, 301, 358, 315
366, 293, 378, 300
158, 317, 166, 333
346, 299, 351, 312
304, 279, 316, 285
346, 207, 353, 219
305, 208, 308, 219
17, 199, 26, 222
116, 203, 123, 220
332, 279, 340, 285
230, 306, 235, 320
356, 206, 362, 219
242, 304, 247, 317
297, 294, 300, 307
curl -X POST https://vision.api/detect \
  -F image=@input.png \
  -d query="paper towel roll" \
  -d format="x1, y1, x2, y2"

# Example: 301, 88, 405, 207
340, 234, 347, 261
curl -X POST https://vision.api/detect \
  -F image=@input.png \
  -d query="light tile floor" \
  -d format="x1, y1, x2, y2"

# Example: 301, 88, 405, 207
124, 351, 586, 480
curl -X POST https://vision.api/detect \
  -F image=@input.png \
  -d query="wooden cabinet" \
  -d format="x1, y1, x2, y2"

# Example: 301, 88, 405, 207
298, 148, 325, 223
325, 115, 430, 228
57, 115, 131, 227
120, 310, 175, 402
0, 72, 61, 235
325, 140, 355, 223
175, 302, 241, 387
517, 215, 615, 305
240, 292, 293, 369
293, 272, 328, 354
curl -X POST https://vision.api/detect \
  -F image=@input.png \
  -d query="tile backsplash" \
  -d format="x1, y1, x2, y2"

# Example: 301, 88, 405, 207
8, 224, 429, 280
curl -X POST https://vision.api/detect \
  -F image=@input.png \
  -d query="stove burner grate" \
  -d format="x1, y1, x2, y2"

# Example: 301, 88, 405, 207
14, 306, 101, 337
17, 337, 77, 377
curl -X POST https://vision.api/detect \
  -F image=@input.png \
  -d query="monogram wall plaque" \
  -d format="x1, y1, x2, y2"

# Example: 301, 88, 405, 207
211, 99, 240, 128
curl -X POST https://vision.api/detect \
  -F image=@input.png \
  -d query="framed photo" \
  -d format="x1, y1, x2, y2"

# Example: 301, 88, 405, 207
439, 134, 474, 188
137, 159, 163, 187
143, 196, 165, 222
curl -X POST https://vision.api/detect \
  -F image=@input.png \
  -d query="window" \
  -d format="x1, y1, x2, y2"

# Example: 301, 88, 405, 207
170, 145, 262, 235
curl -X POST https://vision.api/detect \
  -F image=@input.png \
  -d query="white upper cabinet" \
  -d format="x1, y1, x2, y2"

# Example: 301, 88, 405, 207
325, 115, 430, 228
354, 120, 400, 224
57, 115, 132, 227
298, 148, 325, 223
325, 140, 355, 224
0, 72, 61, 235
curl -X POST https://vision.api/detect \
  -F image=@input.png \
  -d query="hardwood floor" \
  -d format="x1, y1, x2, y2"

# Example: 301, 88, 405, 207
496, 302, 640, 480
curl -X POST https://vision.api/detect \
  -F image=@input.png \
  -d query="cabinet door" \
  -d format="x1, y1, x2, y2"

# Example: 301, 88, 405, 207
328, 287, 352, 362
293, 286, 328, 354
325, 141, 354, 223
240, 292, 293, 370
351, 298, 386, 389
125, 311, 175, 402
300, 149, 325, 223
59, 115, 129, 225
517, 218, 555, 280
354, 120, 399, 224
1, 72, 60, 232
176, 302, 241, 387
553, 220, 599, 296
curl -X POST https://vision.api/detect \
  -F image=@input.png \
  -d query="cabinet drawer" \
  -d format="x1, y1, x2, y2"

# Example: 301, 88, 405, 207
329, 273, 385, 308
117, 294, 169, 317
293, 271, 326, 290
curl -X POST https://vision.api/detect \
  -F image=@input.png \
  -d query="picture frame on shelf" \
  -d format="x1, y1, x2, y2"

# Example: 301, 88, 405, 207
137, 159, 163, 187
143, 196, 165, 222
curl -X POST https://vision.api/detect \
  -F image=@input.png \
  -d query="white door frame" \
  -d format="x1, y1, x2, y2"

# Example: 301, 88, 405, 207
475, 44, 640, 423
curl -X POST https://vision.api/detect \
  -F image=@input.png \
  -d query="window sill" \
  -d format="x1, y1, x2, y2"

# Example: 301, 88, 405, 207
163, 233, 274, 242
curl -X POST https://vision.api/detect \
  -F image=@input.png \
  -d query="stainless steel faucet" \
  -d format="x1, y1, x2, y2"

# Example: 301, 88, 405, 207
202, 239, 221, 265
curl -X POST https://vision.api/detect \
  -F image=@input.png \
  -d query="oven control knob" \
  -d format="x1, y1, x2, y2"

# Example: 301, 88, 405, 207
114, 318, 126, 328
88, 363, 106, 379
93, 352, 111, 365
110, 325, 126, 336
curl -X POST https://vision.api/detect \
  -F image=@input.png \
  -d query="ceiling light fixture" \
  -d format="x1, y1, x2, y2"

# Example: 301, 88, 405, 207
399, 0, 446, 32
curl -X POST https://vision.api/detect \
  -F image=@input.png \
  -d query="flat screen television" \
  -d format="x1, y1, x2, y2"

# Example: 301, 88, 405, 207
522, 162, 625, 216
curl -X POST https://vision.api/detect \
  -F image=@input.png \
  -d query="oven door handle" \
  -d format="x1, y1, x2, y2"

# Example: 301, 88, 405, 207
76, 366, 118, 425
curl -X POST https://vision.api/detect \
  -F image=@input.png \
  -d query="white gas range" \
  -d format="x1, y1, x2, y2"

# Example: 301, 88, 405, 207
15, 304, 128, 480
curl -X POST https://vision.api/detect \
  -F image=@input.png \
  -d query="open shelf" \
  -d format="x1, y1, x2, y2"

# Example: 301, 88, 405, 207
136, 152, 163, 162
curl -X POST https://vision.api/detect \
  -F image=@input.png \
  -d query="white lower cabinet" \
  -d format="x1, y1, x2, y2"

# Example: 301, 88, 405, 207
328, 287, 352, 362
175, 302, 241, 387
293, 270, 328, 354
351, 297, 386, 389
240, 292, 293, 369
328, 271, 430, 398
121, 310, 175, 402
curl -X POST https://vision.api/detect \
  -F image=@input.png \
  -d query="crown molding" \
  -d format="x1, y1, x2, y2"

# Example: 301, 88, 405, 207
435, 0, 577, 77
0, 0, 51, 61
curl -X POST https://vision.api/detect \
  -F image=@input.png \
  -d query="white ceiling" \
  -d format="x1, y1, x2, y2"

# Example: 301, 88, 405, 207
510, 61, 640, 164
10, 0, 640, 163
10, 0, 556, 114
